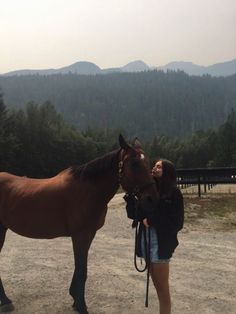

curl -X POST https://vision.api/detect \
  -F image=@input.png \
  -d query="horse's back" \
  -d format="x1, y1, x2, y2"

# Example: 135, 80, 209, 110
0, 171, 18, 183
0, 172, 21, 200
0, 171, 69, 193
0, 170, 110, 239
0, 171, 74, 238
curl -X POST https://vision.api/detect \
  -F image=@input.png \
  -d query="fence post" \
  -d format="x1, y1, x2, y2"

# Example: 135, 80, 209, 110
204, 176, 207, 193
198, 175, 201, 197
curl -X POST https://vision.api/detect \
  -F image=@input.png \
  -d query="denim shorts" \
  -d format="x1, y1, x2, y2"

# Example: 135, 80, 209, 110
141, 227, 170, 264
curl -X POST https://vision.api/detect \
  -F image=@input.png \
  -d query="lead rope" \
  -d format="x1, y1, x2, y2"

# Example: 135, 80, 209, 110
144, 226, 151, 307
134, 222, 147, 272
133, 218, 151, 307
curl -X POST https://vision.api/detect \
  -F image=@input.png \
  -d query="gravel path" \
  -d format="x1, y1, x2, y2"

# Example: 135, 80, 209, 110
1, 193, 236, 313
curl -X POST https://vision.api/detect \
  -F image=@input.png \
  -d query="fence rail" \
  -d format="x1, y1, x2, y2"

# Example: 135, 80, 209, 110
176, 167, 236, 196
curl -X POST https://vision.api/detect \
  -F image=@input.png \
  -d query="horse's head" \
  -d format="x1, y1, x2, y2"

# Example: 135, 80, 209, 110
118, 134, 159, 212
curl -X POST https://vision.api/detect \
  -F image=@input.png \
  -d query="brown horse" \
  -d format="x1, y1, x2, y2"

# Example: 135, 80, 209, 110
0, 135, 158, 314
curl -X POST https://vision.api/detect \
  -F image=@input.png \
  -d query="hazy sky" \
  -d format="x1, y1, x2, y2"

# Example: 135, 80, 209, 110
0, 0, 235, 73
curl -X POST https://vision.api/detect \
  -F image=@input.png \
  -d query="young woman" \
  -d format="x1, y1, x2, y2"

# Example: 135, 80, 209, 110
124, 159, 184, 314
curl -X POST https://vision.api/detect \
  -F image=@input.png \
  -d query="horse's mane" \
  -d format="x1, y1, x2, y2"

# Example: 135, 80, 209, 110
69, 149, 120, 180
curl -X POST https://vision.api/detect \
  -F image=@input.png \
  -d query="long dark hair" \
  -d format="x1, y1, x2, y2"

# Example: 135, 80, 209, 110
154, 159, 177, 196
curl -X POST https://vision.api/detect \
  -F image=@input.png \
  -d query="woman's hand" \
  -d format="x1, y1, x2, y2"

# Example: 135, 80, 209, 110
143, 218, 149, 228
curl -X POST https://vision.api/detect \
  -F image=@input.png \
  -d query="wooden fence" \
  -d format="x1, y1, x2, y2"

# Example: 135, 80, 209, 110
177, 167, 236, 196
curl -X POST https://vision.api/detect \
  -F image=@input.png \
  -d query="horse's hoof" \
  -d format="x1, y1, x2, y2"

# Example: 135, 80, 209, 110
0, 302, 15, 313
72, 302, 88, 314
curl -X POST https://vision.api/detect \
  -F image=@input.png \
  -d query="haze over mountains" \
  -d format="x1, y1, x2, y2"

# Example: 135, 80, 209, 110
1, 69, 236, 139
2, 58, 236, 77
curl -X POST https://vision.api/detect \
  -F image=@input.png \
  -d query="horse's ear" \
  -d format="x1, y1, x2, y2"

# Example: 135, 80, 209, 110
119, 134, 131, 150
132, 137, 142, 150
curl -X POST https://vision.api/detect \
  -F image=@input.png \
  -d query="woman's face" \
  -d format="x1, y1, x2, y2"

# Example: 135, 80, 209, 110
152, 160, 163, 178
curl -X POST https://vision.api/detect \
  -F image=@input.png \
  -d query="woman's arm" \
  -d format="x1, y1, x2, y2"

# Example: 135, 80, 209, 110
158, 188, 184, 233
144, 188, 184, 233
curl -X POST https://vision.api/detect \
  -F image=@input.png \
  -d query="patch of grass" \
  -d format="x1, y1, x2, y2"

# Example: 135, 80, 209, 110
185, 195, 236, 216
183, 194, 236, 231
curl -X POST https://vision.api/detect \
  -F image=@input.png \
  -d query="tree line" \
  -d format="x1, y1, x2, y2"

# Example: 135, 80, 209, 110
0, 93, 235, 178
148, 108, 236, 168
1, 71, 236, 139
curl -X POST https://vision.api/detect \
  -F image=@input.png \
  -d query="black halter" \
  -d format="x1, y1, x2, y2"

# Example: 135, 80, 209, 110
118, 158, 156, 196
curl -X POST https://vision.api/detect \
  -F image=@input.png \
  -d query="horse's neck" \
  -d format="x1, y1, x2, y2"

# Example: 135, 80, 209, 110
95, 171, 120, 203
92, 150, 120, 202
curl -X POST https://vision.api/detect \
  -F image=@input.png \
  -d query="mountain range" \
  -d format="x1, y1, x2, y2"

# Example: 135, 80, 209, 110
2, 58, 236, 77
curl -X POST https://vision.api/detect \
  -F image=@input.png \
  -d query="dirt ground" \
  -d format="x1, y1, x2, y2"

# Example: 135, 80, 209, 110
1, 192, 236, 314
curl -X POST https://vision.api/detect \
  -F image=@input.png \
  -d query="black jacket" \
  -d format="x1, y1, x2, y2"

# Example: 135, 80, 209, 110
124, 186, 184, 259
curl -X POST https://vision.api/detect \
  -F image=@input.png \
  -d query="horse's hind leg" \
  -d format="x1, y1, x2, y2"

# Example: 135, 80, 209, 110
0, 223, 14, 312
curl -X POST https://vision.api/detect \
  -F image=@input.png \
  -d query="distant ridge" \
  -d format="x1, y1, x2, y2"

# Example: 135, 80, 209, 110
121, 60, 149, 72
155, 59, 236, 77
3, 61, 102, 76
2, 58, 236, 77
57, 61, 101, 75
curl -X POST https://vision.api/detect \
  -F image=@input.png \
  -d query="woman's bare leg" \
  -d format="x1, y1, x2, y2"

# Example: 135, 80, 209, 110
150, 262, 171, 314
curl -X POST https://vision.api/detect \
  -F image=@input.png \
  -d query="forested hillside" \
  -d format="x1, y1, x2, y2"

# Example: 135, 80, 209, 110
1, 71, 236, 139
1, 90, 236, 177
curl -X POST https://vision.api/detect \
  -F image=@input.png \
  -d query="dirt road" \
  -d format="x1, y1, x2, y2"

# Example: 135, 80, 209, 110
1, 193, 236, 313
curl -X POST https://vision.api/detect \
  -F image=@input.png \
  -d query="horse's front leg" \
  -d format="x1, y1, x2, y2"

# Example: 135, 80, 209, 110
69, 230, 95, 314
